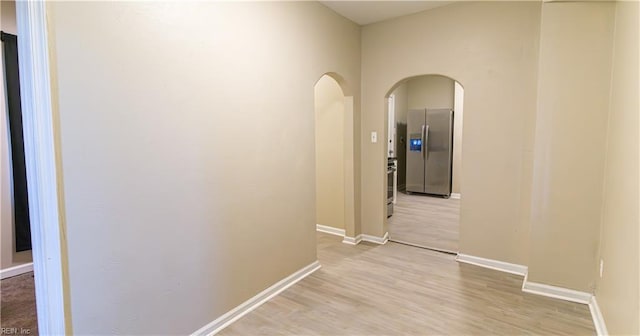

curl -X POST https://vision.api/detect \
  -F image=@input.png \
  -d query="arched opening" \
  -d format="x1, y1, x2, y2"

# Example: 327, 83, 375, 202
313, 73, 356, 243
384, 74, 464, 253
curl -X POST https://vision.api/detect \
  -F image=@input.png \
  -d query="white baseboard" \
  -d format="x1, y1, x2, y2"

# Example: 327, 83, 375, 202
342, 235, 362, 245
456, 253, 527, 276
315, 224, 345, 237
1, 262, 34, 280
362, 232, 389, 245
342, 232, 389, 245
315, 225, 388, 246
450, 193, 461, 199
589, 296, 608, 336
521, 279, 592, 304
191, 261, 321, 335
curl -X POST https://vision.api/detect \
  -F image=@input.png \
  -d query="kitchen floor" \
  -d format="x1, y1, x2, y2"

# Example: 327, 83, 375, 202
219, 232, 595, 335
388, 191, 459, 252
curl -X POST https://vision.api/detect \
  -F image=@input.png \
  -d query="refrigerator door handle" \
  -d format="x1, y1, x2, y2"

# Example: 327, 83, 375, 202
423, 124, 429, 160
421, 125, 426, 159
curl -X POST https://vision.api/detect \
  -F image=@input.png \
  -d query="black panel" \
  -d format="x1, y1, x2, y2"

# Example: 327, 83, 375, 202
2, 31, 32, 252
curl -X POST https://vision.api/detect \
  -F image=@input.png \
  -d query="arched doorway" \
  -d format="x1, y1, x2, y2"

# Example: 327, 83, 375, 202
313, 73, 356, 243
385, 74, 464, 253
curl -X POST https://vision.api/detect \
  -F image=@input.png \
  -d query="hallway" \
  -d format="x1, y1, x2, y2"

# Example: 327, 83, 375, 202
2, 2, 635, 334
219, 232, 595, 335
389, 192, 460, 252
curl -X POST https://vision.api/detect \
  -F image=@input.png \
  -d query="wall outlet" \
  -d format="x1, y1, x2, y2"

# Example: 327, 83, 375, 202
599, 259, 604, 278
371, 131, 378, 143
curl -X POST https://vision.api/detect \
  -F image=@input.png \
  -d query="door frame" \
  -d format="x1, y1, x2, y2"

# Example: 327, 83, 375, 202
16, 2, 68, 334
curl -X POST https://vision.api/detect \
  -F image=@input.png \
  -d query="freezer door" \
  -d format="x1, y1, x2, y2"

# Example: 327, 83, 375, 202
406, 109, 426, 193
424, 109, 453, 196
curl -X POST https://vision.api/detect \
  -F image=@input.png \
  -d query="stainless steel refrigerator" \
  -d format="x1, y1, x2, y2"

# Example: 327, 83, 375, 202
406, 109, 454, 196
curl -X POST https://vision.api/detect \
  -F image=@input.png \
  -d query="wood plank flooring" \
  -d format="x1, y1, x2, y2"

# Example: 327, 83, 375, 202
219, 232, 595, 335
389, 191, 460, 252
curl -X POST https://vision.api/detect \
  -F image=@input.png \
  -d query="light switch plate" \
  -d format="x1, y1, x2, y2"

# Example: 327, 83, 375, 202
371, 131, 377, 143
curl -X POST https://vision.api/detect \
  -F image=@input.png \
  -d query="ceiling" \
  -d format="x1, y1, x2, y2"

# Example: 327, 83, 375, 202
319, 1, 454, 26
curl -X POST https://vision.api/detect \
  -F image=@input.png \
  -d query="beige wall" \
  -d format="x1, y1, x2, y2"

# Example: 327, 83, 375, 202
0, 0, 32, 270
315, 75, 345, 230
595, 1, 639, 334
47, 2, 360, 333
361, 2, 541, 268
406, 75, 454, 110
392, 82, 408, 125
527, 2, 615, 292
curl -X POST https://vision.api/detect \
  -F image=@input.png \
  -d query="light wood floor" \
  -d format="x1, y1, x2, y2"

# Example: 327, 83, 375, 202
219, 233, 595, 335
389, 191, 460, 252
